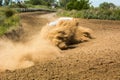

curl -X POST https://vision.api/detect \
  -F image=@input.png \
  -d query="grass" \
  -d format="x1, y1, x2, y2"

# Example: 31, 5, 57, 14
0, 7, 19, 35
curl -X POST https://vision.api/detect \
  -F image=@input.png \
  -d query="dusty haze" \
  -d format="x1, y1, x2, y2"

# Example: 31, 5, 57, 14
0, 18, 92, 71
0, 31, 61, 71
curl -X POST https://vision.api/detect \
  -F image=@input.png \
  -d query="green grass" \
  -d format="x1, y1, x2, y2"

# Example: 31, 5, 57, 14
0, 7, 19, 35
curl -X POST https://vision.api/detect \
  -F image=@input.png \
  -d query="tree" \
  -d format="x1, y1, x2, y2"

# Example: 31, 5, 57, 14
0, 0, 2, 6
0, 0, 12, 6
44, 0, 55, 3
99, 2, 116, 9
30, 0, 55, 5
5, 0, 9, 5
66, 0, 90, 10
59, 0, 70, 7
30, 0, 44, 5
66, 1, 74, 10
44, 0, 55, 6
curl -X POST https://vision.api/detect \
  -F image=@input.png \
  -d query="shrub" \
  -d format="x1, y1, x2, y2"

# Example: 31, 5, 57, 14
82, 9, 120, 20
66, 0, 90, 10
5, 8, 16, 17
9, 2, 27, 8
66, 2, 74, 10
57, 8, 120, 20
99, 2, 116, 10
0, 8, 19, 35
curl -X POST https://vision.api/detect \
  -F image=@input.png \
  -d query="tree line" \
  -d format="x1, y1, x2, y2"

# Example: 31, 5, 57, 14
59, 0, 117, 10
0, 0, 118, 10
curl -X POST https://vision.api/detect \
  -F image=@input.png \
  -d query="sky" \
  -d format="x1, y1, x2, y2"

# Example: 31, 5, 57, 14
89, 0, 120, 7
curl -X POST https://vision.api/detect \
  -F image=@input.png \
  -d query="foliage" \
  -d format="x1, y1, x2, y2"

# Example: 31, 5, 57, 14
4, 0, 10, 5
57, 8, 120, 20
59, 0, 90, 10
59, 0, 69, 7
66, 0, 90, 10
9, 2, 27, 8
5, 8, 16, 17
25, 4, 51, 9
0, 8, 19, 35
66, 2, 74, 10
99, 2, 116, 9
30, 0, 44, 5
57, 9, 82, 18
0, 0, 11, 6
82, 9, 120, 20
29, 0, 54, 6
58, 1, 119, 20
0, 0, 2, 6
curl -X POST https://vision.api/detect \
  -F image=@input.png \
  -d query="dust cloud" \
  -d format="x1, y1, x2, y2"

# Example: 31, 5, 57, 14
0, 18, 93, 72
40, 18, 93, 49
0, 31, 61, 72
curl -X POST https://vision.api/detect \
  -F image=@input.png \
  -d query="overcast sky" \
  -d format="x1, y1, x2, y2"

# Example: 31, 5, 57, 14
90, 0, 120, 7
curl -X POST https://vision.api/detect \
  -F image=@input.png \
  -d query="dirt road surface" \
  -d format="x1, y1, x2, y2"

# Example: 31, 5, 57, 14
0, 12, 120, 80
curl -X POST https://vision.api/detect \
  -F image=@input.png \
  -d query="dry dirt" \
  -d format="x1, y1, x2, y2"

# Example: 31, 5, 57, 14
0, 12, 120, 80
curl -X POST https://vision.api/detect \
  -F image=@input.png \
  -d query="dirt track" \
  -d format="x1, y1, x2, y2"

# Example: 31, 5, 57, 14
0, 12, 120, 80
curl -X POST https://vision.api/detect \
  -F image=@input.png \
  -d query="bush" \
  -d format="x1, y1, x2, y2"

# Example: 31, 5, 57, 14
9, 2, 27, 8
57, 8, 120, 20
66, 0, 90, 10
5, 8, 16, 17
99, 2, 116, 10
82, 9, 120, 20
0, 8, 19, 35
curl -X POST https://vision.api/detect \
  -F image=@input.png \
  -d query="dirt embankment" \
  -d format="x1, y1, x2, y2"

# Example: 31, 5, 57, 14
0, 12, 120, 80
